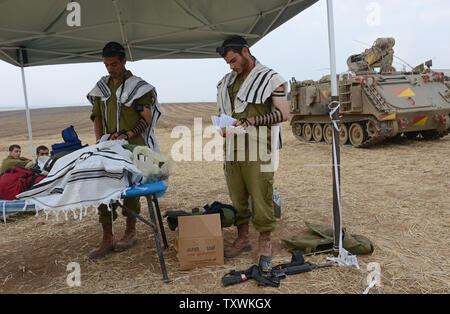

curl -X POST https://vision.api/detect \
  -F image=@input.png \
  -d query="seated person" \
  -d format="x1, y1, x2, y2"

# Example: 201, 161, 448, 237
0, 145, 33, 173
33, 145, 50, 173
36, 145, 50, 158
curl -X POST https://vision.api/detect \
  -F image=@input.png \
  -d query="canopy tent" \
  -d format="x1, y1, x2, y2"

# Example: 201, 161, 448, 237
1, 0, 352, 266
0, 0, 319, 66
1, 0, 318, 161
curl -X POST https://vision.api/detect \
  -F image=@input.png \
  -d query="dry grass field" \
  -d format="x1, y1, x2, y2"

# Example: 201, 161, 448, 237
0, 103, 449, 294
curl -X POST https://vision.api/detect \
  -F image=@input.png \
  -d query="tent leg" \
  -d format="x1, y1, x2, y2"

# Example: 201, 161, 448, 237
20, 66, 36, 162
326, 0, 342, 257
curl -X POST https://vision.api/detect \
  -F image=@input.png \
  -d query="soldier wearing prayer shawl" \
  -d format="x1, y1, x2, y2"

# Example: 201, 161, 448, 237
215, 36, 289, 265
86, 42, 161, 259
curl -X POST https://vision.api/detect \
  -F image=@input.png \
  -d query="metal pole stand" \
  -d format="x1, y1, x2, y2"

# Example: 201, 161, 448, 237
329, 99, 341, 258
115, 194, 170, 283
18, 47, 36, 162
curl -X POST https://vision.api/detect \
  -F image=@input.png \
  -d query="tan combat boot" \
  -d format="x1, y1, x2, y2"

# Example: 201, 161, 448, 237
256, 231, 272, 263
224, 223, 252, 258
114, 217, 138, 252
88, 222, 115, 259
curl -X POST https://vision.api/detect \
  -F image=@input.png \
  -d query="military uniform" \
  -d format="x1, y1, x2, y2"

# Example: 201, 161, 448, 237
0, 156, 31, 173
225, 73, 276, 232
90, 70, 153, 224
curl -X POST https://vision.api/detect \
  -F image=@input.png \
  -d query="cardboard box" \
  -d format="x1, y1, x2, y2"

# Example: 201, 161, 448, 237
175, 213, 224, 270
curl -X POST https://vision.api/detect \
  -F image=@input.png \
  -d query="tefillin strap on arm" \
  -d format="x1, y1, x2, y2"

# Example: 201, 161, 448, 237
271, 90, 286, 98
131, 117, 149, 137
239, 118, 252, 128
253, 108, 283, 126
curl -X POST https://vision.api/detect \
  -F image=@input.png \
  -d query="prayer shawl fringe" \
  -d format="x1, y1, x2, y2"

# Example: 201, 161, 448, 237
17, 141, 143, 221
87, 75, 162, 152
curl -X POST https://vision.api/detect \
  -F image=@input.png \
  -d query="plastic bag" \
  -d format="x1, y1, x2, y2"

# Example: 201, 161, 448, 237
130, 146, 172, 183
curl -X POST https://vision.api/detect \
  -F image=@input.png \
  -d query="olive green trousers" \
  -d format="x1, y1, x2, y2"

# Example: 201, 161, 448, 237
224, 160, 275, 232
97, 196, 141, 224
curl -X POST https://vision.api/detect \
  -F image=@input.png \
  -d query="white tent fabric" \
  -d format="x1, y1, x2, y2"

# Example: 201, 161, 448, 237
0, 0, 318, 67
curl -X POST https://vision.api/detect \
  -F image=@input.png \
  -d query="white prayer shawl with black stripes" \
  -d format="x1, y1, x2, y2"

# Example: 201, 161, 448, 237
217, 59, 287, 115
87, 74, 162, 152
17, 140, 143, 220
217, 59, 287, 149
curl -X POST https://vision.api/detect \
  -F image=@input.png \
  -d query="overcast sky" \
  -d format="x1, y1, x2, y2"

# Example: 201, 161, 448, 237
1, 0, 449, 109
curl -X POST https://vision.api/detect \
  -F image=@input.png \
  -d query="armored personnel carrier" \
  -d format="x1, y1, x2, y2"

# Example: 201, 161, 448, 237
289, 38, 450, 147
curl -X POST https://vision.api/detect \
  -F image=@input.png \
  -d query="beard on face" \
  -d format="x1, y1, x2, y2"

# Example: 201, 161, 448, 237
240, 55, 250, 74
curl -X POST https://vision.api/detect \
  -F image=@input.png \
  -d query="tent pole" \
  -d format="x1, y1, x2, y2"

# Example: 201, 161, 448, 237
326, 0, 342, 257
19, 56, 36, 162
326, 0, 338, 97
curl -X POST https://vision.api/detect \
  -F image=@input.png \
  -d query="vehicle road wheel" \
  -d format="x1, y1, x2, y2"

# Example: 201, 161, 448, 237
366, 120, 378, 138
338, 124, 349, 145
302, 124, 313, 141
323, 124, 333, 144
292, 122, 302, 139
312, 123, 323, 142
349, 123, 368, 147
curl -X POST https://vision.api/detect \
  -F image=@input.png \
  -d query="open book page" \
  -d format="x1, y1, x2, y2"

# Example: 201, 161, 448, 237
211, 113, 236, 128
98, 134, 111, 143
211, 114, 247, 135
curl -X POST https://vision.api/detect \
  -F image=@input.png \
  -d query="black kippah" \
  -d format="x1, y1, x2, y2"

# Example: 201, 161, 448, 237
221, 36, 248, 48
216, 36, 249, 57
102, 42, 125, 58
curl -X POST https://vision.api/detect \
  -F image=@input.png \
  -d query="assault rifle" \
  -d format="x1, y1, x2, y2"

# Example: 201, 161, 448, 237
222, 250, 333, 287
222, 265, 281, 287
271, 261, 333, 280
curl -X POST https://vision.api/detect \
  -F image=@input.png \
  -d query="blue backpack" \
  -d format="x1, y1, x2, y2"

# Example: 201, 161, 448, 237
51, 126, 86, 156
61, 125, 79, 142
